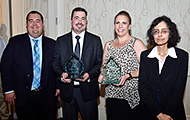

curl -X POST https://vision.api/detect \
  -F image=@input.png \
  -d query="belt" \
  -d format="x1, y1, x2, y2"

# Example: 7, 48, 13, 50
73, 85, 80, 88
31, 87, 41, 92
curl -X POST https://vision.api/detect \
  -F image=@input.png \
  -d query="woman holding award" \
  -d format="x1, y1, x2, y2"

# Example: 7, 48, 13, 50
98, 11, 148, 120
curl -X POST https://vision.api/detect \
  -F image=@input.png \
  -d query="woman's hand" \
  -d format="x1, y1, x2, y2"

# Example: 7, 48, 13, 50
98, 74, 104, 83
98, 74, 108, 85
113, 74, 130, 86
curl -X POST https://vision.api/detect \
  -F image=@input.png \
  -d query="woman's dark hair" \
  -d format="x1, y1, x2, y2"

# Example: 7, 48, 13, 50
147, 15, 181, 48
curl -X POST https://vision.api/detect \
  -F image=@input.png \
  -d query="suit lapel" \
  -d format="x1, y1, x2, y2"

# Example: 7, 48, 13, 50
68, 32, 73, 54
42, 36, 46, 69
41, 36, 48, 88
23, 34, 34, 86
24, 34, 33, 63
81, 32, 90, 61
150, 58, 160, 76
161, 56, 176, 75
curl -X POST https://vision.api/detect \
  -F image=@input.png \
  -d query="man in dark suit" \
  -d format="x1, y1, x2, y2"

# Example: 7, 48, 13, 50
52, 7, 103, 120
1, 11, 59, 120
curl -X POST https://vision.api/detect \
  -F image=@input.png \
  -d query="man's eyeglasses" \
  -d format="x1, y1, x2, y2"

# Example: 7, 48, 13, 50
153, 29, 169, 35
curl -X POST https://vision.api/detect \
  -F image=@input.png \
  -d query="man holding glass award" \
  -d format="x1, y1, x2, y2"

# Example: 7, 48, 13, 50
52, 7, 103, 120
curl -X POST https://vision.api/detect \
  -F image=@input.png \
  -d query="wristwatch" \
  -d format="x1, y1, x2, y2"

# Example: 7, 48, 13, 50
128, 73, 132, 79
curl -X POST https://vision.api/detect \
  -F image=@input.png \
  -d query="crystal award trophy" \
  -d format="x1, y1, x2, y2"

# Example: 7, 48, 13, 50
101, 57, 121, 84
65, 53, 84, 79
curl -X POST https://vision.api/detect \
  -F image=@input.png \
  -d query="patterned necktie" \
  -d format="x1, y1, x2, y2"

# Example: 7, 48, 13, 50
75, 35, 81, 58
31, 39, 41, 90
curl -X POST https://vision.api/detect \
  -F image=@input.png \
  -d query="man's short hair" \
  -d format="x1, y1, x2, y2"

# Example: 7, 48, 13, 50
71, 7, 87, 19
26, 10, 44, 22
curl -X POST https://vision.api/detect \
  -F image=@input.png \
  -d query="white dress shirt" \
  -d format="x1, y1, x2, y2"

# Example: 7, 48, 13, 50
72, 31, 85, 59
72, 31, 85, 85
147, 46, 177, 74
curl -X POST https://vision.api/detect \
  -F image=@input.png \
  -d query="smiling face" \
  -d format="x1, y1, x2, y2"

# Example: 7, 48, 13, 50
153, 21, 170, 46
71, 11, 87, 34
114, 15, 131, 37
26, 13, 44, 38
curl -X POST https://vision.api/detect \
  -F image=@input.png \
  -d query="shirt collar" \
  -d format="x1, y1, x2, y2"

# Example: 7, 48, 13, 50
147, 46, 177, 58
72, 31, 85, 39
28, 34, 42, 41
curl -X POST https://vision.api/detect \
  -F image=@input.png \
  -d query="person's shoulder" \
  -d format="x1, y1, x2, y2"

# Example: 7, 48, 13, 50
133, 37, 146, 46
11, 33, 27, 39
43, 35, 55, 42
85, 31, 100, 39
105, 40, 111, 45
104, 40, 111, 48
175, 47, 189, 57
9, 33, 28, 43
56, 31, 72, 40
58, 32, 71, 38
134, 38, 144, 44
141, 48, 152, 56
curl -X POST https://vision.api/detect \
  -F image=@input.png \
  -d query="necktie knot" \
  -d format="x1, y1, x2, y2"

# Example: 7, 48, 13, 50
32, 39, 39, 44
75, 36, 80, 41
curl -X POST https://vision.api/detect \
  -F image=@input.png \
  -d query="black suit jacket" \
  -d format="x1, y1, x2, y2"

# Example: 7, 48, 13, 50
1, 33, 58, 109
139, 47, 188, 120
52, 31, 103, 102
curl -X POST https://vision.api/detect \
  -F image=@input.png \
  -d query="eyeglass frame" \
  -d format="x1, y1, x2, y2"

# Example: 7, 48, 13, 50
152, 28, 170, 36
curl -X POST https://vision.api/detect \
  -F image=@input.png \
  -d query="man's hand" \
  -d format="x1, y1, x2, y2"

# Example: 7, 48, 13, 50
157, 113, 173, 120
55, 89, 60, 96
76, 73, 89, 82
61, 72, 72, 83
5, 92, 16, 104
55, 89, 60, 101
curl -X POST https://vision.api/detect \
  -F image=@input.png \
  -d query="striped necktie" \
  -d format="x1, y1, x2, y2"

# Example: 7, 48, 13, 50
31, 39, 41, 90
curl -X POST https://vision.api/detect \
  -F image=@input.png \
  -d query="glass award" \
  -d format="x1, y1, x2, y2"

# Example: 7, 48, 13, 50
65, 53, 84, 79
101, 57, 121, 84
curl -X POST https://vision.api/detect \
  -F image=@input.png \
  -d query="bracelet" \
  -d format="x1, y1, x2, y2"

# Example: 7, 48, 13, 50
128, 73, 132, 79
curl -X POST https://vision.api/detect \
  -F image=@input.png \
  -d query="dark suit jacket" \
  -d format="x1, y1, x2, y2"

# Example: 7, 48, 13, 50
139, 47, 188, 120
1, 33, 58, 109
52, 31, 103, 102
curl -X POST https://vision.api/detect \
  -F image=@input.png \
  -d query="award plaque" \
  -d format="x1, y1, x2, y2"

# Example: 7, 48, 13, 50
101, 57, 121, 84
65, 53, 84, 79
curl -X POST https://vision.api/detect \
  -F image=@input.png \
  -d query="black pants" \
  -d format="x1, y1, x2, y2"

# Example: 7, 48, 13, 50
63, 87, 98, 120
16, 91, 57, 120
